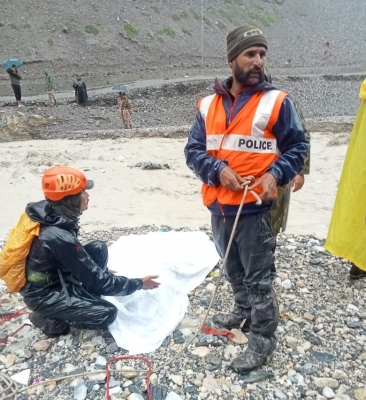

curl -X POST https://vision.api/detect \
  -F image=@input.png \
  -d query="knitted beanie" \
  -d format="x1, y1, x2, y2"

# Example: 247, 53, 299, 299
227, 26, 268, 62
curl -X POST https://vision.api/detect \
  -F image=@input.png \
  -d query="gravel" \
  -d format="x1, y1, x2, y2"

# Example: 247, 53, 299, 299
1, 74, 362, 143
1, 228, 366, 400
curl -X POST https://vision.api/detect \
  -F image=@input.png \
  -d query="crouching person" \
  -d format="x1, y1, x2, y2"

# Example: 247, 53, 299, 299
9, 166, 159, 337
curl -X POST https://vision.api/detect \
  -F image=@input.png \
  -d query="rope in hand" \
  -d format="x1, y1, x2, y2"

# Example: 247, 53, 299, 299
0, 177, 260, 400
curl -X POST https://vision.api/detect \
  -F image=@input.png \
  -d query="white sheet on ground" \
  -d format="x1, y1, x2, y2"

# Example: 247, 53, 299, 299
105, 231, 219, 355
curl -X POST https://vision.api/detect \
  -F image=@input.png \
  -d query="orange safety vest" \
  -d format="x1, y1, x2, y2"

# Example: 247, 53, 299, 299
199, 89, 288, 206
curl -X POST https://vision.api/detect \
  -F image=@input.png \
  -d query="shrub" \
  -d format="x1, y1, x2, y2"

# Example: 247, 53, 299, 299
62, 25, 69, 33
267, 13, 276, 23
10, 22, 19, 30
219, 9, 231, 19
203, 17, 212, 26
158, 27, 175, 37
47, 38, 54, 46
85, 24, 99, 35
182, 28, 192, 36
190, 9, 200, 20
172, 11, 189, 21
151, 6, 160, 14
124, 23, 138, 36
217, 21, 226, 29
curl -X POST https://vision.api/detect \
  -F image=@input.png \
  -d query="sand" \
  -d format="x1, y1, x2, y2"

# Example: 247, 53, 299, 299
0, 133, 348, 240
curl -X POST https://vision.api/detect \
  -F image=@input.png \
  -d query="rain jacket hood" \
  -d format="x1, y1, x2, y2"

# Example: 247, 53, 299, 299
26, 200, 77, 230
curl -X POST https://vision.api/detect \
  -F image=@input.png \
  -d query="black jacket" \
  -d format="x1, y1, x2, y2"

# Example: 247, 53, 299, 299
24, 200, 142, 296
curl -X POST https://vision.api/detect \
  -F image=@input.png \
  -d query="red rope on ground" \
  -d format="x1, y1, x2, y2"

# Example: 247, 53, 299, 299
0, 306, 30, 344
105, 355, 152, 400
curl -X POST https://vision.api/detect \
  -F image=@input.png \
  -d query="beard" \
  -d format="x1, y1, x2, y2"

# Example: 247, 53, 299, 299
233, 64, 265, 86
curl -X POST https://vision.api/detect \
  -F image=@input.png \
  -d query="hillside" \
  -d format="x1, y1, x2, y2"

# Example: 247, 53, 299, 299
0, 0, 365, 94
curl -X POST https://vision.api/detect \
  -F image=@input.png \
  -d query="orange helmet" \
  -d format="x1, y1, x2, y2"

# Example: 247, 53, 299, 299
42, 166, 94, 201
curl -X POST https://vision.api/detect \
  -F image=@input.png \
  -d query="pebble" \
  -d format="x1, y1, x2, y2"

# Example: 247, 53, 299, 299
230, 329, 248, 344
128, 394, 144, 400
202, 376, 218, 392
33, 339, 51, 351
275, 389, 288, 399
192, 347, 210, 357
74, 382, 87, 400
224, 344, 239, 360
171, 375, 183, 386
322, 387, 336, 399
314, 378, 339, 389
121, 366, 138, 379
281, 279, 292, 290
332, 370, 348, 380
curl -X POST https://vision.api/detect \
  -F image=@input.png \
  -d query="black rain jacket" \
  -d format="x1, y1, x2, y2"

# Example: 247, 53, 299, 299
22, 200, 142, 297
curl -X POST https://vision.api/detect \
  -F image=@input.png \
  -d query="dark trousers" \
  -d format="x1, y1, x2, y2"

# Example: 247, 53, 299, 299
211, 212, 279, 339
11, 84, 21, 101
23, 241, 117, 335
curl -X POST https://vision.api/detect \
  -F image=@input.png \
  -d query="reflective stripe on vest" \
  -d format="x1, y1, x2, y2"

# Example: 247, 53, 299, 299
198, 89, 288, 207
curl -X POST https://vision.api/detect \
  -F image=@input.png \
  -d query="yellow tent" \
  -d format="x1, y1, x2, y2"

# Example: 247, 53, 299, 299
325, 79, 366, 271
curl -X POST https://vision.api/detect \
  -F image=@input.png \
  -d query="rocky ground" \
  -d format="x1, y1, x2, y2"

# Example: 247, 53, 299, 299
1, 228, 365, 400
0, 74, 363, 143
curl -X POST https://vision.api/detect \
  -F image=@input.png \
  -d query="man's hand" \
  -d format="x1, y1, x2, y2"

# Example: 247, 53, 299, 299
141, 275, 160, 290
291, 174, 305, 193
219, 166, 246, 191
248, 173, 277, 202
108, 268, 118, 274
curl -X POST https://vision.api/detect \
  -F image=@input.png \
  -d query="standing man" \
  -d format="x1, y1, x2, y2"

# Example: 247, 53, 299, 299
72, 75, 88, 107
117, 91, 133, 129
6, 64, 23, 107
185, 26, 308, 373
44, 70, 57, 106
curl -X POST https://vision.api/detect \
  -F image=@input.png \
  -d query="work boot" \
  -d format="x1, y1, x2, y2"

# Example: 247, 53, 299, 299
29, 312, 70, 338
212, 313, 243, 330
230, 334, 277, 374
350, 263, 366, 280
29, 312, 44, 329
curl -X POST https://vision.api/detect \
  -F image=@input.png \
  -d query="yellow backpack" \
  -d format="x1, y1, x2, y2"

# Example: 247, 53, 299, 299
0, 212, 40, 292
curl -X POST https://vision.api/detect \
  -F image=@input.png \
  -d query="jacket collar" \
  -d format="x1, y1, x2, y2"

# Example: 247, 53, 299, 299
213, 76, 276, 97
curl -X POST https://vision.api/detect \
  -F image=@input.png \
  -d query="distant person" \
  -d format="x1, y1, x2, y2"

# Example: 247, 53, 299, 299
72, 75, 88, 107
325, 79, 366, 279
44, 70, 57, 106
6, 64, 23, 107
264, 66, 311, 235
117, 91, 133, 129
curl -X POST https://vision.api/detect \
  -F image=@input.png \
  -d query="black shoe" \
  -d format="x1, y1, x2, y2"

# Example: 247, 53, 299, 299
42, 327, 70, 339
29, 312, 69, 338
230, 335, 277, 374
212, 313, 243, 330
350, 264, 366, 280
29, 312, 45, 328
